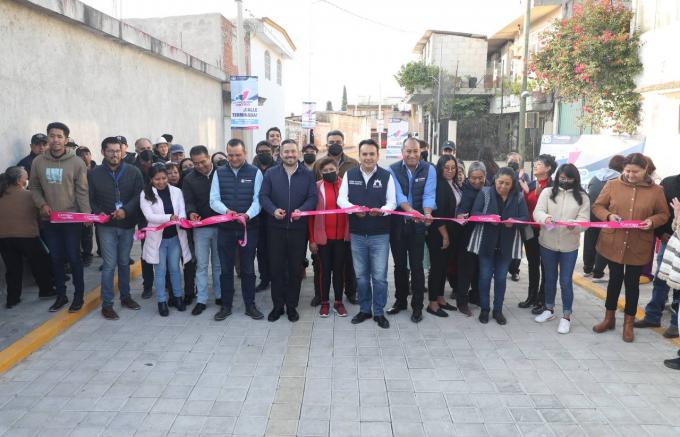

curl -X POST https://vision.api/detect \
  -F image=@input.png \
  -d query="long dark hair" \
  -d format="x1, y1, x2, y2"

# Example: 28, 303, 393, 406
478, 146, 499, 176
144, 163, 168, 203
550, 163, 585, 205
436, 155, 461, 192
0, 166, 25, 198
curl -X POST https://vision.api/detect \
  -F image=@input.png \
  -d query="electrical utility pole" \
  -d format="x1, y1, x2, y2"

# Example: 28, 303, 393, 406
234, 0, 253, 154
517, 0, 531, 159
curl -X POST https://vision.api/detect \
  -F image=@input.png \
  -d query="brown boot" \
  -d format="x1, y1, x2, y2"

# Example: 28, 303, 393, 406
593, 309, 616, 333
623, 314, 635, 342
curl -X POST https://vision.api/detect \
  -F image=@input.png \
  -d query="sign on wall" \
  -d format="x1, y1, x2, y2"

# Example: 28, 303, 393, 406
540, 134, 646, 188
231, 76, 259, 128
302, 102, 316, 129
386, 119, 409, 158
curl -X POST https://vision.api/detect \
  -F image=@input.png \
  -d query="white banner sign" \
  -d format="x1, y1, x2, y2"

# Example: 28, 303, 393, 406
386, 119, 409, 158
302, 101, 316, 129
230, 76, 259, 128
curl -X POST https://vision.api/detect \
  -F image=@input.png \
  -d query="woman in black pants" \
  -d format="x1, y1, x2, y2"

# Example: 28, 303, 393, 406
426, 156, 460, 317
455, 161, 487, 316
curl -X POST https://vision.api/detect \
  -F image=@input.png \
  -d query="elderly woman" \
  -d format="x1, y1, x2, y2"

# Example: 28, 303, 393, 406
592, 153, 669, 342
469, 167, 529, 325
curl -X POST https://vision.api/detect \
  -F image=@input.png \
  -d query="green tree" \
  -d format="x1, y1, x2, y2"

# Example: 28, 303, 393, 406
394, 61, 441, 95
341, 86, 347, 111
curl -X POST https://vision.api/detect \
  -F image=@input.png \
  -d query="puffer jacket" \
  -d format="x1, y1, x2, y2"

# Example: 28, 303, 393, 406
533, 187, 590, 253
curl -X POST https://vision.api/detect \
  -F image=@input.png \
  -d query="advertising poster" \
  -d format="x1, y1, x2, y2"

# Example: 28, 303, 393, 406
231, 76, 259, 128
386, 119, 409, 158
302, 102, 316, 129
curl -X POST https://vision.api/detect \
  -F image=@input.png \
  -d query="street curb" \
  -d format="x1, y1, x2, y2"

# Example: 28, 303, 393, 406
0, 261, 143, 374
572, 274, 680, 347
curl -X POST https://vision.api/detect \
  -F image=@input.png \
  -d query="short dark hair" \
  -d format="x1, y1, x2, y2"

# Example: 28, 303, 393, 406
256, 141, 272, 152
101, 137, 122, 151
281, 139, 298, 148
358, 139, 380, 153
317, 157, 337, 172
162, 134, 173, 143
266, 127, 281, 138
623, 152, 648, 169
227, 138, 246, 151
418, 140, 429, 150
47, 122, 70, 138
608, 155, 625, 173
189, 145, 209, 157
326, 130, 344, 141
536, 153, 557, 176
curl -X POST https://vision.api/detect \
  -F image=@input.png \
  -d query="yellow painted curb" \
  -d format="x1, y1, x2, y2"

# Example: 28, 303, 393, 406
0, 261, 143, 374
573, 274, 680, 348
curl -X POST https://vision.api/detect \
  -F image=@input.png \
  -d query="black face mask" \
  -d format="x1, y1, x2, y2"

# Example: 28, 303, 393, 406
139, 149, 154, 162
420, 151, 429, 161
182, 169, 193, 178
215, 159, 227, 167
328, 143, 343, 157
559, 181, 575, 190
303, 153, 316, 164
507, 161, 519, 172
322, 171, 337, 183
257, 152, 273, 166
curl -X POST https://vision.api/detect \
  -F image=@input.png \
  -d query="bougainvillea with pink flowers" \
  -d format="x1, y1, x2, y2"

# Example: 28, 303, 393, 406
532, 0, 642, 134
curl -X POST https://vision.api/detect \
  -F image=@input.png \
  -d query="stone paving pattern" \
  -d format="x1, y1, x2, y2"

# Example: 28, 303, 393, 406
1, 254, 680, 436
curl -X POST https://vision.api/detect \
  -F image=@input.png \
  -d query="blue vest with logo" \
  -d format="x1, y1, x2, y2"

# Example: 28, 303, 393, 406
217, 163, 259, 230
346, 166, 391, 236
389, 160, 429, 213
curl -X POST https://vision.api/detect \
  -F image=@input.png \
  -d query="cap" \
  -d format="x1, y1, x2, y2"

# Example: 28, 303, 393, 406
155, 137, 168, 145
441, 141, 456, 151
302, 144, 318, 152
66, 141, 78, 148
115, 135, 128, 145
31, 133, 47, 145
170, 144, 185, 155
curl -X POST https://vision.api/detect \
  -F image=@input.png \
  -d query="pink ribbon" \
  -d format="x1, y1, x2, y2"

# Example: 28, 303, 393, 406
134, 213, 248, 246
291, 206, 368, 218
50, 211, 110, 224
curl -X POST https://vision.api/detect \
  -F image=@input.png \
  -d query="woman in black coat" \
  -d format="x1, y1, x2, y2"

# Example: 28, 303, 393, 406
426, 156, 461, 317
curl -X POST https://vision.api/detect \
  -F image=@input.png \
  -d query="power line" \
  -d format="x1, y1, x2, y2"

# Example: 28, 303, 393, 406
315, 0, 418, 34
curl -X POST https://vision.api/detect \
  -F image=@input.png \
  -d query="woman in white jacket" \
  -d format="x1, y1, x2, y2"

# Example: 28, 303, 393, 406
532, 164, 590, 333
140, 163, 192, 316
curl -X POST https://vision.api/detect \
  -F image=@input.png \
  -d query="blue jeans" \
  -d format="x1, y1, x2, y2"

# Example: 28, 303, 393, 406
540, 247, 578, 317
644, 242, 679, 327
153, 237, 182, 303
351, 233, 390, 316
98, 226, 135, 308
478, 252, 512, 313
218, 228, 258, 309
193, 227, 221, 304
43, 222, 84, 298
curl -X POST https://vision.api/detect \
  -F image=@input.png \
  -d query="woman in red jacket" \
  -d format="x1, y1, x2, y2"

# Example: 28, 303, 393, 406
309, 157, 350, 318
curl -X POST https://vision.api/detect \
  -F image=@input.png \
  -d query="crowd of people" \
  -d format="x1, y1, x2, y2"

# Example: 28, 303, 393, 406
4, 121, 680, 367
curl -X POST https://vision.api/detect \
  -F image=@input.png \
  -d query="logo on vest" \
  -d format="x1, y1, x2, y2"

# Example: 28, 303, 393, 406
349, 180, 363, 186
240, 178, 253, 183
414, 177, 426, 183
372, 179, 383, 188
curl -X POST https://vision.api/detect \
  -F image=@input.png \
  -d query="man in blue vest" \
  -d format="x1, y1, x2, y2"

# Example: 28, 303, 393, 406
209, 138, 264, 321
386, 137, 437, 323
259, 139, 317, 322
337, 139, 397, 329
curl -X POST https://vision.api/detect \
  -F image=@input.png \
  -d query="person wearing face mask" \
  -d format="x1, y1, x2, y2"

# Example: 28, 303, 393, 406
507, 152, 530, 282
419, 139, 430, 163
252, 141, 276, 292
308, 157, 350, 318
301, 143, 321, 302
302, 144, 318, 171
592, 153, 669, 342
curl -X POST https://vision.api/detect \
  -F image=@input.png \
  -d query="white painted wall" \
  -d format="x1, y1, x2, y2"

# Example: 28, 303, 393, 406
424, 34, 488, 79
249, 37, 287, 144
1, 1, 225, 167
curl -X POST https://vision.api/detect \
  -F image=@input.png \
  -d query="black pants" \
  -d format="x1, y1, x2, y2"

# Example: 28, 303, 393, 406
183, 260, 196, 296
140, 237, 154, 292
81, 223, 93, 258
390, 222, 426, 311
344, 242, 357, 298
269, 228, 307, 310
606, 261, 642, 316
508, 258, 520, 275
257, 223, 270, 284
426, 229, 455, 302
317, 239, 346, 302
0, 237, 54, 305
457, 247, 480, 306
524, 234, 545, 303
312, 253, 321, 300
583, 228, 608, 275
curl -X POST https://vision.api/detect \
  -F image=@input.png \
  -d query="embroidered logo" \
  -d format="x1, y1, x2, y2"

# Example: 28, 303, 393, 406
372, 179, 383, 188
240, 178, 253, 183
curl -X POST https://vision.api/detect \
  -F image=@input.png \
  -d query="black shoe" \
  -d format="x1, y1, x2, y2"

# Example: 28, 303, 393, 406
6, 299, 21, 309
374, 315, 390, 329
268, 307, 285, 322
633, 319, 661, 328
351, 312, 372, 324
174, 297, 186, 312
141, 288, 152, 299
192, 303, 206, 316
310, 296, 321, 307
493, 311, 507, 325
518, 297, 536, 309
664, 357, 680, 370
411, 309, 423, 323
68, 297, 84, 313
439, 302, 457, 311
479, 310, 489, 324
49, 295, 69, 312
129, 258, 135, 265
346, 294, 358, 305
255, 281, 269, 292
39, 289, 57, 300
426, 306, 448, 317
287, 308, 300, 322
158, 302, 169, 317
214, 307, 232, 321
386, 304, 407, 315
246, 305, 264, 320
215, 298, 223, 306
510, 273, 520, 282
184, 293, 195, 306
531, 304, 545, 315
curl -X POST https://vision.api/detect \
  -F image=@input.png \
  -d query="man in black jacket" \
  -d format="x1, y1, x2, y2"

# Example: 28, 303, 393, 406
252, 140, 276, 292
89, 137, 144, 320
18, 133, 48, 176
183, 145, 222, 316
259, 139, 317, 322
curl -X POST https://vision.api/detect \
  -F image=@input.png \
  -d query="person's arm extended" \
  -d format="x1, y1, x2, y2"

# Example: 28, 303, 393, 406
209, 171, 229, 214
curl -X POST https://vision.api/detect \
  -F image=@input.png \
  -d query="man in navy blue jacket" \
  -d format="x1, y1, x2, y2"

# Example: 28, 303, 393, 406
259, 139, 317, 322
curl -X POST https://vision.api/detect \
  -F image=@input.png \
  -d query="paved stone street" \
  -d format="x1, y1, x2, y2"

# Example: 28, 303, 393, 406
1, 256, 680, 437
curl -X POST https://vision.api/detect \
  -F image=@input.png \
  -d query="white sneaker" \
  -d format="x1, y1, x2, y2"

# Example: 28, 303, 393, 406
558, 317, 571, 334
535, 309, 555, 323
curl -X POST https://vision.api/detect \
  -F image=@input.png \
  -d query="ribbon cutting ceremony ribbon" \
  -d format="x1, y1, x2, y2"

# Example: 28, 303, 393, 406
134, 213, 248, 246
50, 211, 110, 224
291, 205, 369, 218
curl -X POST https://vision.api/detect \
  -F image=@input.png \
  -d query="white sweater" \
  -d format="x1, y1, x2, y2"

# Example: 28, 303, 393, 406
533, 187, 590, 253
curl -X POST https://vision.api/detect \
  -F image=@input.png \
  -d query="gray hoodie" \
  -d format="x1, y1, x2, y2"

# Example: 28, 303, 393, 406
587, 168, 620, 221
29, 148, 91, 214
